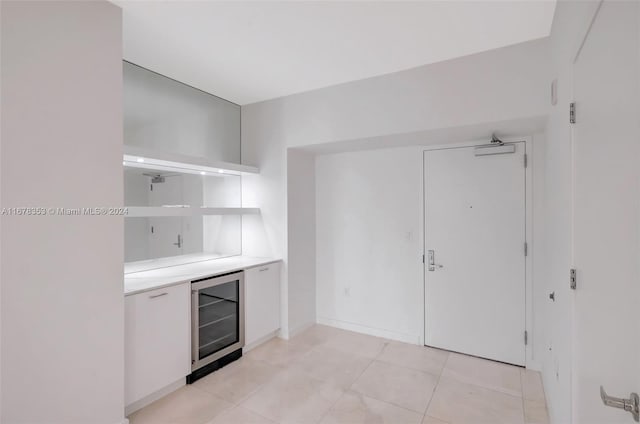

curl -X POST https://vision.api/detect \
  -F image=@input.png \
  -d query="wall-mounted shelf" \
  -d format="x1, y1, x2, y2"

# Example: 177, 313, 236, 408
126, 207, 260, 218
123, 145, 259, 176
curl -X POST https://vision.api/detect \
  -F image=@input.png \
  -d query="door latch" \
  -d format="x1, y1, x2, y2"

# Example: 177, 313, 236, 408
427, 250, 443, 272
601, 386, 640, 422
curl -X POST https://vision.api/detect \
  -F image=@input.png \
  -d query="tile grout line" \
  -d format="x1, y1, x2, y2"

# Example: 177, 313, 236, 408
375, 346, 452, 375
344, 343, 437, 417
520, 369, 527, 424
212, 351, 288, 422
239, 405, 279, 424
178, 384, 237, 423
440, 353, 525, 400
421, 351, 451, 423
313, 342, 385, 424
195, 355, 283, 407
440, 373, 525, 401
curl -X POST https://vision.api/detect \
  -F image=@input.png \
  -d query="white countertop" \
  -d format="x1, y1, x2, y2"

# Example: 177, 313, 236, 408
124, 256, 281, 296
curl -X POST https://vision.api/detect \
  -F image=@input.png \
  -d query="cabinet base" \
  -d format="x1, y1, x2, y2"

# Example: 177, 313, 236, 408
186, 348, 243, 384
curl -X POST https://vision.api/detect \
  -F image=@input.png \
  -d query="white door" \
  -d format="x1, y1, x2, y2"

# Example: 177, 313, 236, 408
424, 143, 526, 366
149, 175, 184, 258
571, 1, 640, 422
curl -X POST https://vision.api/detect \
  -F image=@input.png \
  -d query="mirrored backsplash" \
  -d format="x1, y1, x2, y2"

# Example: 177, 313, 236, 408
124, 61, 241, 164
124, 167, 242, 266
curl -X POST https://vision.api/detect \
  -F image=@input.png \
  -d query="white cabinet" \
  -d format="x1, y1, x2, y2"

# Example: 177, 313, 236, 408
245, 262, 281, 348
125, 282, 190, 407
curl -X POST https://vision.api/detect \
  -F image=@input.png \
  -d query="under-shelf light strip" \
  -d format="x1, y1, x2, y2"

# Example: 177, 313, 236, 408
123, 156, 235, 176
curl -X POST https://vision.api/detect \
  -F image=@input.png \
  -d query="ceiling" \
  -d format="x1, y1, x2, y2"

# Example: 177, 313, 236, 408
115, 1, 556, 105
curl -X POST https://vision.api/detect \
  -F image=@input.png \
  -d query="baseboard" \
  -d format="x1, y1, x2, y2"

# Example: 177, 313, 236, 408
526, 359, 542, 372
288, 321, 316, 339
125, 378, 185, 417
317, 316, 421, 345
244, 330, 280, 352
116, 419, 130, 424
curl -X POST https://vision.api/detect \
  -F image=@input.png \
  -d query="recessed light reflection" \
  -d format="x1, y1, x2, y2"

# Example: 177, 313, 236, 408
136, 158, 144, 163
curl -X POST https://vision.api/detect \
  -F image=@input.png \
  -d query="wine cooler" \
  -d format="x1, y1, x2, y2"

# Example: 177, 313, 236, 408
188, 271, 244, 383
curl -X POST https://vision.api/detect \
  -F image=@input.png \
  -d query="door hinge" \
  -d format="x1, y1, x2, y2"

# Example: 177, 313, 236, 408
422, 254, 425, 264
150, 184, 153, 191
570, 268, 577, 290
524, 242, 528, 256
524, 330, 528, 345
524, 153, 528, 168
570, 102, 576, 124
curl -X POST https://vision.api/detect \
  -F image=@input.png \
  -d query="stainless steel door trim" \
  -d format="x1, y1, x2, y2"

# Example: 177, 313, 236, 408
191, 271, 243, 291
191, 288, 199, 368
191, 271, 245, 372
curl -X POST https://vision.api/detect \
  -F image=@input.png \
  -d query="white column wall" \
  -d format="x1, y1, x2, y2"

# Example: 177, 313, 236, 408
542, 2, 602, 422
1, 2, 125, 423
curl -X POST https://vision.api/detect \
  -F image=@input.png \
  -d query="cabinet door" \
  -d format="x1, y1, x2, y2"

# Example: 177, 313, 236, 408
125, 283, 190, 406
245, 263, 281, 347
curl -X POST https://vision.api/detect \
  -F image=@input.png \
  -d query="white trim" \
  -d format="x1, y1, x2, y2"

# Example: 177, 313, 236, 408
286, 320, 316, 340
125, 378, 185, 417
421, 136, 534, 368
527, 359, 543, 372
317, 316, 421, 345
524, 138, 534, 368
116, 419, 130, 424
243, 329, 280, 352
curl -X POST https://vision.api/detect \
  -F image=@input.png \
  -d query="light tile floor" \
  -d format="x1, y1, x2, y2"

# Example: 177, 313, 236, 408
128, 325, 549, 424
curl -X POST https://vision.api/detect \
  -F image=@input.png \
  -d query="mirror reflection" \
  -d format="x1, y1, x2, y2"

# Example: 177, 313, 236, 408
124, 167, 242, 265
124, 61, 241, 164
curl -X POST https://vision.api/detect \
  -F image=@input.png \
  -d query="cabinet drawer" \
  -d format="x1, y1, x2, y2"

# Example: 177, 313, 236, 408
125, 283, 190, 406
245, 263, 281, 347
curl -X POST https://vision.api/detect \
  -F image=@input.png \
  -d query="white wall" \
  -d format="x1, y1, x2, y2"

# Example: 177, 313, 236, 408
541, 2, 602, 423
315, 147, 423, 343
242, 39, 550, 337
246, 39, 549, 150
286, 149, 317, 335
1, 2, 125, 423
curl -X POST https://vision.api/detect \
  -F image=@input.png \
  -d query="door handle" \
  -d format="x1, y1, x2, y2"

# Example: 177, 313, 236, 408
549, 291, 555, 302
173, 234, 182, 248
427, 250, 444, 272
600, 386, 639, 422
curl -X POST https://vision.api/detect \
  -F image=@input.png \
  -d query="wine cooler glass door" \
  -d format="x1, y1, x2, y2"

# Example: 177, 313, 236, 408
191, 272, 244, 370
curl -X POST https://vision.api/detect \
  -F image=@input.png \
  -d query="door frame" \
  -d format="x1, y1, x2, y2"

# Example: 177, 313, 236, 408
420, 136, 536, 369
